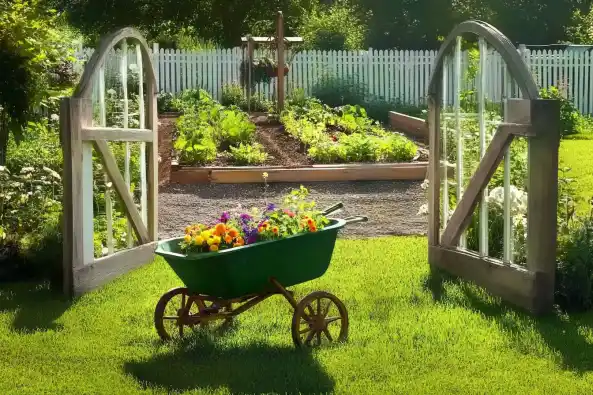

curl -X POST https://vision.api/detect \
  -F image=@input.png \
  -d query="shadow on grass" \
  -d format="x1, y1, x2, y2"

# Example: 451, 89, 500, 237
125, 335, 335, 394
0, 281, 71, 333
424, 270, 593, 373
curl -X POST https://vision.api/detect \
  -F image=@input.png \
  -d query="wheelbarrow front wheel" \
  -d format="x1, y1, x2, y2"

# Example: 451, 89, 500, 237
291, 291, 349, 347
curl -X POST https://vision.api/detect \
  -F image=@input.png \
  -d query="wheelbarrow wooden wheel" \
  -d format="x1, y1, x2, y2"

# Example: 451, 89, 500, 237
291, 291, 349, 347
154, 288, 233, 341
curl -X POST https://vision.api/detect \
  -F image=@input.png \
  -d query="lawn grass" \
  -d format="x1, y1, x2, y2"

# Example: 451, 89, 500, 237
560, 132, 593, 215
2, 236, 593, 394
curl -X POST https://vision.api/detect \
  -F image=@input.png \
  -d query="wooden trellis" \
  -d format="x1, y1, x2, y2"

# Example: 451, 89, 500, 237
60, 28, 158, 296
427, 21, 560, 314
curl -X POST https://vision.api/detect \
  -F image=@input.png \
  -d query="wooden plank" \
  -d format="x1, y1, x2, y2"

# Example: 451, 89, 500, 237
428, 245, 537, 312
147, 67, 159, 242
93, 139, 151, 244
60, 98, 76, 295
526, 99, 560, 314
215, 165, 427, 183
73, 242, 157, 295
82, 127, 154, 141
427, 98, 441, 246
170, 163, 428, 184
277, 11, 285, 111
440, 127, 514, 247
388, 112, 428, 142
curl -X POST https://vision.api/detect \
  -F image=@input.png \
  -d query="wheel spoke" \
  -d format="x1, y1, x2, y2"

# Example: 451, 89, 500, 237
306, 304, 315, 317
178, 322, 184, 337
305, 330, 316, 345
181, 293, 186, 310
300, 327, 312, 335
322, 301, 331, 318
323, 328, 334, 342
316, 331, 321, 346
316, 298, 321, 315
162, 316, 179, 320
325, 316, 341, 325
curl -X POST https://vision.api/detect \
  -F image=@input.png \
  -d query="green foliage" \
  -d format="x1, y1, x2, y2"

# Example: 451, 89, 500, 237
540, 86, 591, 138
299, 0, 367, 50
157, 92, 179, 113
311, 74, 367, 108
0, 0, 77, 163
227, 143, 269, 165
5, 120, 62, 173
282, 96, 417, 163
221, 83, 245, 107
565, 4, 593, 44
556, 215, 593, 311
174, 92, 258, 165
287, 88, 308, 108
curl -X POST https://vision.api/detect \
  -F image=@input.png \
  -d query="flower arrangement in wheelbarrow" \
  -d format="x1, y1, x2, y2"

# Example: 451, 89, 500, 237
154, 184, 368, 347
179, 186, 330, 254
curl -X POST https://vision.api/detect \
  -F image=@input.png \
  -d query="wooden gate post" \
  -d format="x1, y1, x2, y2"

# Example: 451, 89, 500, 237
527, 99, 561, 314
60, 97, 95, 296
277, 11, 285, 112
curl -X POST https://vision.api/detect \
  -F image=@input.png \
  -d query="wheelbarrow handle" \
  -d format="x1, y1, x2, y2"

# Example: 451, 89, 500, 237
344, 216, 369, 225
321, 202, 344, 216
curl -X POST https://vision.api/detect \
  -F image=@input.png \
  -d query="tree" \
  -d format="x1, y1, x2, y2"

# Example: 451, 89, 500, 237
55, 0, 316, 47
299, 1, 368, 50
0, 0, 76, 165
566, 4, 593, 43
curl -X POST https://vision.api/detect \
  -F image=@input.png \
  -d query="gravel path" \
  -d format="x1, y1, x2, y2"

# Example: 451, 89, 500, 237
159, 181, 427, 239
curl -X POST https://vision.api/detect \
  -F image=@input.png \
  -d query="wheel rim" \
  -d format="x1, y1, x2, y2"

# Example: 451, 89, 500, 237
292, 291, 349, 347
154, 287, 202, 341
154, 288, 234, 341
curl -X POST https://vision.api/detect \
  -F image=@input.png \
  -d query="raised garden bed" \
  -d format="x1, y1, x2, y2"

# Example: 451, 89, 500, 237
158, 90, 430, 184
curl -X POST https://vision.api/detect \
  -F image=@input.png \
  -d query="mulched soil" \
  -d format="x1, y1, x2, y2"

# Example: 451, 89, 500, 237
158, 181, 427, 240
199, 113, 429, 167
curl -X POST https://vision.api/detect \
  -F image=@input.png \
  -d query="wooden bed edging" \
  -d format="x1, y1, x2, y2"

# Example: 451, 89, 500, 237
388, 111, 429, 143
170, 162, 428, 184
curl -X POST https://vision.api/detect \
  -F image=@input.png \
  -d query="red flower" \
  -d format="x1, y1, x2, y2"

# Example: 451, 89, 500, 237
283, 209, 295, 218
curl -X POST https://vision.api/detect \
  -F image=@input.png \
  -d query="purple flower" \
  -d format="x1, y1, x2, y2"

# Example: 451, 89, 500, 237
219, 211, 230, 223
266, 203, 276, 212
239, 213, 252, 223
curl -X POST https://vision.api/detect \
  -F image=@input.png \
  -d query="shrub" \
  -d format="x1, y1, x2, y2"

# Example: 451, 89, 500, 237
299, 1, 367, 51
5, 120, 62, 173
228, 143, 268, 165
242, 94, 273, 113
312, 74, 367, 108
540, 86, 584, 137
287, 88, 308, 108
157, 92, 178, 113
0, 0, 77, 164
221, 83, 245, 107
556, 216, 593, 311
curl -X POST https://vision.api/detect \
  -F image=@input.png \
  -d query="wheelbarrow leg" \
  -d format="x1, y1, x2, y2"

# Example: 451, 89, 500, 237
269, 277, 298, 310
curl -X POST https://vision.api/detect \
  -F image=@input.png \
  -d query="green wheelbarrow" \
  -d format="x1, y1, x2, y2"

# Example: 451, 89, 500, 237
154, 202, 367, 347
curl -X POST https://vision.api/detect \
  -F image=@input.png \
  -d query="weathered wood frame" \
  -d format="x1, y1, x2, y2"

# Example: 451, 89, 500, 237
427, 21, 560, 314
60, 28, 159, 296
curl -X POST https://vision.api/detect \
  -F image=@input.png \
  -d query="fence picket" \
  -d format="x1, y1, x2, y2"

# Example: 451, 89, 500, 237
75, 46, 593, 113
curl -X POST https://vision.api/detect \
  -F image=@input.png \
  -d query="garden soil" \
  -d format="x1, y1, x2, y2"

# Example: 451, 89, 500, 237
158, 181, 427, 239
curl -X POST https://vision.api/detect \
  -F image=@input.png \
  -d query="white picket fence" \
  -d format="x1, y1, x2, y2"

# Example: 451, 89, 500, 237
75, 46, 593, 114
